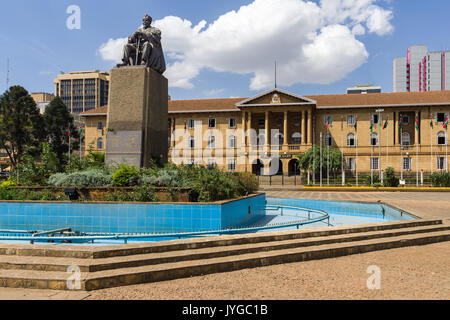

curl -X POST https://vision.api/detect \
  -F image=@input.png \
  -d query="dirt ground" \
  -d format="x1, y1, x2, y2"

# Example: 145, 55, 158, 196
85, 241, 450, 300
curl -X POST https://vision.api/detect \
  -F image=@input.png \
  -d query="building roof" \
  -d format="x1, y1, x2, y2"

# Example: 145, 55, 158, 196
80, 106, 108, 116
169, 98, 244, 113
308, 90, 450, 109
79, 90, 450, 116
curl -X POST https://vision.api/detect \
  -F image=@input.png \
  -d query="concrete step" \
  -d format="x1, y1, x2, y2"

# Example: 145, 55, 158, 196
0, 219, 439, 259
0, 224, 449, 273
82, 229, 450, 290
0, 229, 449, 291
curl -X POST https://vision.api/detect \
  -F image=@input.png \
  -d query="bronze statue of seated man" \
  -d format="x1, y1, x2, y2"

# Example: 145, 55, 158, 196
116, 14, 166, 75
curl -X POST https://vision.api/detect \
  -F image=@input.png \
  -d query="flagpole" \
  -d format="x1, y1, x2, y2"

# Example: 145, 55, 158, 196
430, 114, 433, 175
386, 116, 389, 168
327, 128, 329, 187
400, 116, 403, 181
320, 132, 323, 187
341, 116, 344, 186
356, 132, 358, 187
379, 112, 382, 181
355, 117, 358, 187
416, 116, 419, 187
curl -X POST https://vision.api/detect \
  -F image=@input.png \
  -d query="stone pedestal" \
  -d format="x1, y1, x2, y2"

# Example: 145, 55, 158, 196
105, 66, 168, 168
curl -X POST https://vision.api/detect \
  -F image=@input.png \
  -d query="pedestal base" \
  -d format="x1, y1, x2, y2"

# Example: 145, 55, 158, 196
105, 66, 168, 168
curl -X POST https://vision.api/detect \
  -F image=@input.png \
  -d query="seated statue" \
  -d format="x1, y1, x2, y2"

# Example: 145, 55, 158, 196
116, 14, 166, 74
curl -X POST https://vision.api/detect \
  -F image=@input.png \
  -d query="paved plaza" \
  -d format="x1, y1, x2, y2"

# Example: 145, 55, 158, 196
0, 191, 449, 300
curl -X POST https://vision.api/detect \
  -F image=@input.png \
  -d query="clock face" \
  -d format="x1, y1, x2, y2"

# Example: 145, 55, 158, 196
271, 93, 281, 104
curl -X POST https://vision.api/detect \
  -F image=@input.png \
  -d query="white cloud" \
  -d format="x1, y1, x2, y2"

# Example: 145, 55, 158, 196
352, 24, 366, 36
98, 0, 394, 90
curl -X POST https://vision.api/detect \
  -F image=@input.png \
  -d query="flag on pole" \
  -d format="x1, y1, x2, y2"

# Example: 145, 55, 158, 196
78, 125, 84, 135
430, 116, 434, 129
444, 116, 449, 130
415, 118, 420, 131
67, 127, 71, 136
398, 116, 403, 132
184, 121, 187, 133
370, 119, 373, 133
354, 118, 358, 132
383, 117, 389, 129
326, 121, 329, 130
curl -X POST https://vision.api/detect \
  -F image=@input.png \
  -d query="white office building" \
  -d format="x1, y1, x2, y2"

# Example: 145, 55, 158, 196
394, 45, 450, 92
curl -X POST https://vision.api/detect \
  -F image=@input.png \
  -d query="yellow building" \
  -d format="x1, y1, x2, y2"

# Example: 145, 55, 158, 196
80, 106, 107, 155
54, 71, 110, 114
82, 88, 450, 177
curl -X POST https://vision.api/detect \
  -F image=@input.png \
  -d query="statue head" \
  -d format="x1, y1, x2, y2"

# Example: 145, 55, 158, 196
143, 14, 152, 27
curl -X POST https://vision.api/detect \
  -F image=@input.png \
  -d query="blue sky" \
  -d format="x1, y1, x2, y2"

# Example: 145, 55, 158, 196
1, 0, 450, 100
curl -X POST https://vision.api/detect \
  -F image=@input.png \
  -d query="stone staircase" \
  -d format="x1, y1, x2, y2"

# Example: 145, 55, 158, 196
0, 219, 449, 291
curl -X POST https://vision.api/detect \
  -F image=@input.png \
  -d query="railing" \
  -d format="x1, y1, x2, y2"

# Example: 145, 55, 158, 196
0, 205, 330, 244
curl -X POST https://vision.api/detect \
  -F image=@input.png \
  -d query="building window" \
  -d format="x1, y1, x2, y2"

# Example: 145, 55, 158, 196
370, 133, 378, 146
275, 117, 282, 127
228, 135, 236, 148
402, 132, 410, 146
371, 158, 379, 170
228, 159, 236, 172
188, 136, 195, 149
274, 133, 283, 146
402, 115, 409, 125
208, 118, 216, 128
437, 157, 447, 171
324, 133, 332, 147
403, 157, 412, 170
347, 158, 356, 170
324, 115, 332, 126
438, 131, 447, 145
437, 113, 448, 123
292, 132, 301, 145
208, 136, 215, 149
347, 115, 355, 126
188, 119, 195, 129
347, 133, 355, 146
97, 121, 103, 130
228, 118, 236, 128
258, 119, 265, 128
371, 114, 379, 124
97, 138, 103, 150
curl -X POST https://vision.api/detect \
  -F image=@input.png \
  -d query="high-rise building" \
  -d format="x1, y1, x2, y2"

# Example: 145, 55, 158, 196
394, 45, 450, 92
54, 71, 110, 114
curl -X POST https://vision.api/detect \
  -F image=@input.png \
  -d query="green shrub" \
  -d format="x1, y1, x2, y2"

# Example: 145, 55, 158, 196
232, 172, 259, 195
0, 187, 69, 201
430, 172, 450, 187
132, 186, 159, 202
141, 169, 182, 187
48, 169, 112, 187
103, 186, 158, 202
112, 164, 141, 186
1, 177, 17, 187
383, 167, 399, 187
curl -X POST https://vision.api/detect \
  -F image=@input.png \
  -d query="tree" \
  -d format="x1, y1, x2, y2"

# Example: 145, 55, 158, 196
43, 96, 79, 169
296, 145, 344, 177
0, 86, 44, 168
